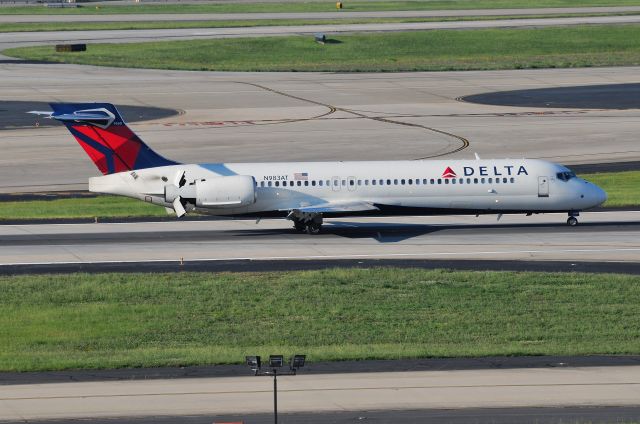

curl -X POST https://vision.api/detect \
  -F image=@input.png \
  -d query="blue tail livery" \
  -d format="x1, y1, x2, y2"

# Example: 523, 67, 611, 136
30, 103, 178, 175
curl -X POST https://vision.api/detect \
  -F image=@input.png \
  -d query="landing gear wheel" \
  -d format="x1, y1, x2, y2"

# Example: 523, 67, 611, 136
293, 220, 306, 232
306, 222, 322, 235
567, 216, 578, 226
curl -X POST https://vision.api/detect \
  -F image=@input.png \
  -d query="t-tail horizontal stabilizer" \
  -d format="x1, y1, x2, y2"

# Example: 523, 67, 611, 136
29, 103, 178, 175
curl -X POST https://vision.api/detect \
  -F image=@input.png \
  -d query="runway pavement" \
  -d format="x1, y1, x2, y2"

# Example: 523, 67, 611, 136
4, 15, 640, 48
1, 211, 639, 267
1, 365, 639, 421
4, 6, 640, 23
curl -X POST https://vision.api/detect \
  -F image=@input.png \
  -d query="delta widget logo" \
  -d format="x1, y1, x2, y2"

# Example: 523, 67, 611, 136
442, 167, 457, 179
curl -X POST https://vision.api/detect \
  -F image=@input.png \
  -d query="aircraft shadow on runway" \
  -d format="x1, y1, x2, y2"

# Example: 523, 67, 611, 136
234, 220, 640, 243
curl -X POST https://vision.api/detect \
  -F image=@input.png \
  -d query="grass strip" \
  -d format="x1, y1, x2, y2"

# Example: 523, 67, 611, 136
581, 171, 640, 207
1, 268, 638, 372
6, 25, 640, 72
0, 195, 166, 220
2, 13, 638, 33
0, 171, 636, 221
2, 0, 640, 15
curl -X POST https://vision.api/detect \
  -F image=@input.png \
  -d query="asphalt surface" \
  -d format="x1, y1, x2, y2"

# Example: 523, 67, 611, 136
4, 6, 640, 23
3, 355, 639, 386
2, 406, 639, 424
462, 83, 640, 110
2, 212, 639, 266
3, 258, 640, 276
2, 366, 639, 421
4, 15, 640, 49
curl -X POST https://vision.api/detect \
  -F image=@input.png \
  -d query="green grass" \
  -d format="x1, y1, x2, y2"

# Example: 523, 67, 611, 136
1, 268, 639, 372
582, 171, 640, 207
0, 170, 635, 221
2, 0, 640, 15
3, 12, 637, 33
6, 25, 640, 72
0, 195, 166, 220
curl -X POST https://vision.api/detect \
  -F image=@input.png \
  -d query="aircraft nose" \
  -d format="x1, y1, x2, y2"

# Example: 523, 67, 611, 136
589, 184, 607, 207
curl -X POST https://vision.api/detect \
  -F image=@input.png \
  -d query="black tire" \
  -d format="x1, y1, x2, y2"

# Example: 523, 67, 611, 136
306, 223, 322, 235
567, 216, 578, 226
293, 221, 306, 232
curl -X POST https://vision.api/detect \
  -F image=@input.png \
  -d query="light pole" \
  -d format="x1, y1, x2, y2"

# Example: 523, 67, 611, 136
246, 354, 306, 424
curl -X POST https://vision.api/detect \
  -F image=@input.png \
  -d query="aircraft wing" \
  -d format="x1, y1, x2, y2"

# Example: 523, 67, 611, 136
283, 201, 379, 214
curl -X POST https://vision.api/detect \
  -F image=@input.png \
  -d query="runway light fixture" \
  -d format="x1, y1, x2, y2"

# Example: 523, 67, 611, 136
246, 354, 307, 424
290, 355, 306, 370
269, 355, 284, 368
246, 355, 261, 373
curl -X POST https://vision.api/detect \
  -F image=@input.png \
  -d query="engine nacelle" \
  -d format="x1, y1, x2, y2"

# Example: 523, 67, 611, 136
165, 175, 256, 209
195, 175, 256, 208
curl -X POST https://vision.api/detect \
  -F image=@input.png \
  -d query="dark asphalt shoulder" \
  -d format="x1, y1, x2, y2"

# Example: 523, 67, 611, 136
1, 355, 639, 386
2, 406, 640, 424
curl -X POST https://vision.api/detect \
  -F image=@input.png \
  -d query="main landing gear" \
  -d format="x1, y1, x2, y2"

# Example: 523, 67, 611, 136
288, 211, 323, 235
567, 211, 580, 227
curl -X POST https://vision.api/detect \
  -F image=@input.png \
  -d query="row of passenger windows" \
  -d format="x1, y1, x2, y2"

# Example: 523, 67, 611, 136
259, 177, 516, 188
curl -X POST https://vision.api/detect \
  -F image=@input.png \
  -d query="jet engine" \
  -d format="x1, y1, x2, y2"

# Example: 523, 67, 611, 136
165, 173, 256, 217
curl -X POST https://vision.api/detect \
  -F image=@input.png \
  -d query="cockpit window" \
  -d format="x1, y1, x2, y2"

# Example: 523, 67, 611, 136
556, 171, 576, 182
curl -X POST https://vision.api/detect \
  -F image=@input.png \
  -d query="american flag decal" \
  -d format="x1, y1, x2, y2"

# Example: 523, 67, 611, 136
294, 172, 309, 181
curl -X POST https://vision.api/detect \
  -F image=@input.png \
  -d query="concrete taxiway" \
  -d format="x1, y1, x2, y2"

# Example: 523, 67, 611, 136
1, 365, 639, 421
1, 211, 639, 266
2, 65, 640, 192
4, 6, 640, 23
4, 15, 640, 48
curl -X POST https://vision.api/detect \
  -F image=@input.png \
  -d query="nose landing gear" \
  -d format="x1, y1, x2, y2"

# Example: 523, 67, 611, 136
567, 211, 580, 226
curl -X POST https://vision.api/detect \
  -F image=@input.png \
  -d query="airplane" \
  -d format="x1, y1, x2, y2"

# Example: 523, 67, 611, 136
30, 103, 607, 234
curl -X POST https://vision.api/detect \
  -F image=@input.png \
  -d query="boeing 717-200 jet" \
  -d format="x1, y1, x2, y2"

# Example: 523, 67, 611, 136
31, 103, 607, 234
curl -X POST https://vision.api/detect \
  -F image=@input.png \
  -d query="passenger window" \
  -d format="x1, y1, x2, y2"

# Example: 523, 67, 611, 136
474, 178, 478, 184
365, 180, 369, 186
304, 181, 309, 186
296, 181, 301, 186
481, 178, 485, 184
466, 178, 471, 184
349, 180, 355, 186
358, 180, 362, 186
503, 178, 508, 183
333, 180, 338, 186
319, 180, 323, 187
380, 179, 384, 185
312, 180, 316, 186
437, 179, 442, 184
510, 177, 515, 183
268, 181, 273, 187
488, 178, 493, 183
401, 179, 405, 185
260, 181, 265, 187
445, 179, 449, 184
451, 179, 456, 184
387, 179, 392, 185
431, 179, 435, 184
342, 180, 347, 186
415, 179, 419, 185
423, 179, 428, 185
495, 178, 500, 184
372, 180, 376, 185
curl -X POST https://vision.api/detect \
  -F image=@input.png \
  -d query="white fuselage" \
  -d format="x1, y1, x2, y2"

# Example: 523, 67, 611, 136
89, 159, 607, 217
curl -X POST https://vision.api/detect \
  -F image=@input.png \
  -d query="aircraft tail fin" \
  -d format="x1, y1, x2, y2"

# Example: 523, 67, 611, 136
30, 103, 178, 175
